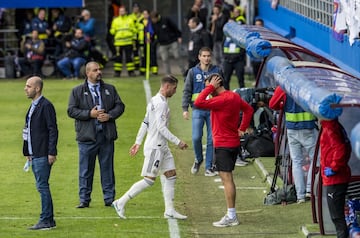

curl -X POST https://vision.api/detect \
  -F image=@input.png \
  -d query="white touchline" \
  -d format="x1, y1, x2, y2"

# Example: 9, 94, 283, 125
0, 216, 161, 220
143, 80, 181, 238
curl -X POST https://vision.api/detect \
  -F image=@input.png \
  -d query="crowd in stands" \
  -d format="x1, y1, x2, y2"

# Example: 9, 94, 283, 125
11, 0, 263, 81
15, 7, 106, 79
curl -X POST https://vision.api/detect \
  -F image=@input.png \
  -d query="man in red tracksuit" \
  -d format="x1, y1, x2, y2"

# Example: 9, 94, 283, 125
320, 118, 352, 238
194, 73, 253, 227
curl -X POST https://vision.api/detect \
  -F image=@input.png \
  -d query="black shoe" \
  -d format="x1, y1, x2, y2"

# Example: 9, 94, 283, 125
76, 202, 89, 208
191, 161, 203, 174
113, 71, 121, 77
105, 200, 113, 207
28, 221, 52, 230
50, 220, 56, 229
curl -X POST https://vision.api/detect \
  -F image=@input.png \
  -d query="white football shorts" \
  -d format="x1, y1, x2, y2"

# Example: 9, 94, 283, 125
141, 146, 175, 177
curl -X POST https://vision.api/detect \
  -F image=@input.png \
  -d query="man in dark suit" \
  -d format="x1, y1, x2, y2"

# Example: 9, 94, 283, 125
23, 76, 58, 230
67, 61, 125, 208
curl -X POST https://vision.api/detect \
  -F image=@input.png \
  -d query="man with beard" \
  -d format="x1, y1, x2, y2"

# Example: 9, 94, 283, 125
67, 61, 125, 208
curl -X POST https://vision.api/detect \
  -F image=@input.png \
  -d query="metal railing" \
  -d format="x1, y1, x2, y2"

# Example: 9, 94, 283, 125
281, 0, 333, 27
0, 28, 19, 54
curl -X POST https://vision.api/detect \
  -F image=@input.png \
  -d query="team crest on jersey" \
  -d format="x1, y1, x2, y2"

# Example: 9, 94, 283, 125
195, 73, 203, 82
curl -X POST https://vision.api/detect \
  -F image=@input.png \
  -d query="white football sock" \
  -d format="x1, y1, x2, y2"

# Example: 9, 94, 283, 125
162, 175, 176, 212
119, 177, 154, 204
227, 208, 236, 219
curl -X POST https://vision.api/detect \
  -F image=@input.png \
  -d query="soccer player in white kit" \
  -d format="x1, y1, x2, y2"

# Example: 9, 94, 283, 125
112, 75, 188, 219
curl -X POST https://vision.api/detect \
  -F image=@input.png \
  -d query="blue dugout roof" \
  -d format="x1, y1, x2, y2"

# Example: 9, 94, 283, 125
0, 0, 84, 8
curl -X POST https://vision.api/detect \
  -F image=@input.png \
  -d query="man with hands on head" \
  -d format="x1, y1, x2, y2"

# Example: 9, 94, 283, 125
194, 73, 253, 227
112, 75, 188, 220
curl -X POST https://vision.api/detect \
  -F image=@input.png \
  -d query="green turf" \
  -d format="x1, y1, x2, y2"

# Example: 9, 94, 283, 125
0, 75, 334, 237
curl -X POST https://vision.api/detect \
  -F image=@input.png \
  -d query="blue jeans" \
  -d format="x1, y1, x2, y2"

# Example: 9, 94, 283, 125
31, 156, 53, 223
192, 109, 213, 170
287, 128, 316, 200
57, 57, 86, 78
78, 131, 115, 204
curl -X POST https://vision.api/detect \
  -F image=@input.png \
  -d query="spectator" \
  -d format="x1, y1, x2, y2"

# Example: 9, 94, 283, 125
138, 9, 158, 76
320, 118, 351, 238
194, 73, 253, 227
19, 9, 34, 40
76, 9, 95, 42
23, 76, 58, 230
186, 0, 208, 28
150, 11, 182, 75
182, 47, 223, 176
31, 8, 51, 42
112, 75, 188, 220
57, 28, 89, 80
251, 17, 264, 80
128, 2, 143, 71
110, 6, 137, 77
186, 17, 213, 75
67, 61, 125, 208
222, 14, 246, 90
18, 30, 45, 77
210, 4, 229, 66
269, 86, 317, 203
106, 0, 121, 57
50, 8, 72, 57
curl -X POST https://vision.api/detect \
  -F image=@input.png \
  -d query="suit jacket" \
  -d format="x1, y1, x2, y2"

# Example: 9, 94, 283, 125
67, 79, 125, 142
23, 97, 58, 157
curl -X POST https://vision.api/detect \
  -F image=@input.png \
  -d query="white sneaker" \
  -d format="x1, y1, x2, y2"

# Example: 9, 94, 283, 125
164, 210, 187, 220
205, 169, 217, 177
112, 200, 126, 219
212, 215, 239, 227
235, 158, 248, 167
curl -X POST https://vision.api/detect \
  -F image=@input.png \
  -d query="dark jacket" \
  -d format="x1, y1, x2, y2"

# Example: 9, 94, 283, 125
63, 36, 89, 59
188, 23, 213, 61
152, 16, 181, 45
23, 97, 58, 157
67, 80, 125, 142
211, 14, 228, 43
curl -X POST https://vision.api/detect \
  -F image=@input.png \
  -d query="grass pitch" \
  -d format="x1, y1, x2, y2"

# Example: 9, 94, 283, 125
0, 75, 331, 238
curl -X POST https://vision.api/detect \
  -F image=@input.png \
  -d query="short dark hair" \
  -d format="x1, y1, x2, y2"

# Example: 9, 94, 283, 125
161, 75, 178, 85
199, 47, 212, 55
190, 17, 200, 25
150, 10, 160, 19
205, 73, 224, 87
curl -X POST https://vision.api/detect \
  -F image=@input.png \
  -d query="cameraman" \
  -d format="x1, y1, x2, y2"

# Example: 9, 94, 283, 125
76, 9, 95, 43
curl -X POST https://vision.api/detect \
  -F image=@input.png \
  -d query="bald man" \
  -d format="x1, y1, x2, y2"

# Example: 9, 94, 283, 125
23, 76, 58, 230
68, 61, 125, 208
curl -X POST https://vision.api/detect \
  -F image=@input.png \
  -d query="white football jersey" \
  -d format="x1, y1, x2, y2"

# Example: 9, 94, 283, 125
135, 93, 180, 149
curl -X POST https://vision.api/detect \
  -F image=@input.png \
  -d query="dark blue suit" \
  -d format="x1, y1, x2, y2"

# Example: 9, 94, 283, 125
23, 96, 58, 225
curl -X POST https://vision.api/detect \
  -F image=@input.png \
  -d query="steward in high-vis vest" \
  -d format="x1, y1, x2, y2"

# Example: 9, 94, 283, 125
31, 8, 51, 42
128, 2, 143, 71
222, 9, 246, 90
269, 86, 317, 203
222, 35, 246, 89
138, 10, 158, 76
110, 6, 136, 77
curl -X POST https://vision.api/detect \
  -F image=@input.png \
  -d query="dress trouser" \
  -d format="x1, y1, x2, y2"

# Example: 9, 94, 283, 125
78, 131, 115, 204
